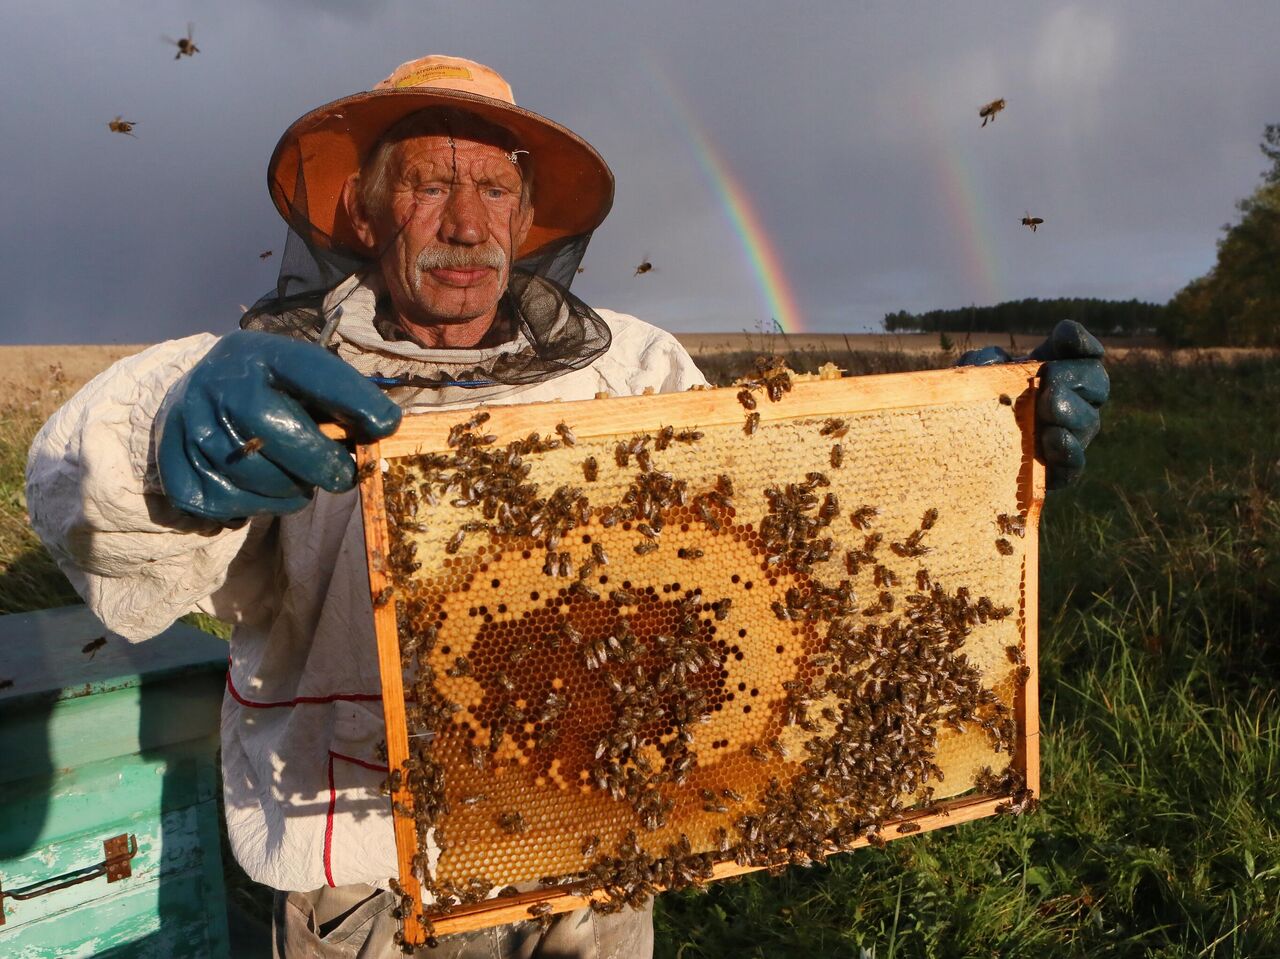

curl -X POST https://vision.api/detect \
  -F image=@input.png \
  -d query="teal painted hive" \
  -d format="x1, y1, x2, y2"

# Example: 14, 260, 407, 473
0, 605, 231, 958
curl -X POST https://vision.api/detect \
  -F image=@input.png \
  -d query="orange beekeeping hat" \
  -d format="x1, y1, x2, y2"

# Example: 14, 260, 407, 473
267, 55, 614, 260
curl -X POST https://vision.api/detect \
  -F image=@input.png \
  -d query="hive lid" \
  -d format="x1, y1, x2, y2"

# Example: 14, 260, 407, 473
0, 605, 228, 708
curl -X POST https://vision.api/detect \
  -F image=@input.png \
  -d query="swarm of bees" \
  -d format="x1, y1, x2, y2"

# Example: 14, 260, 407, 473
978, 98, 1006, 127
373, 396, 1033, 940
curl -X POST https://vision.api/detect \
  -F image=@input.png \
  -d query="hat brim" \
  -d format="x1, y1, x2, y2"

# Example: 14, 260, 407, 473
267, 88, 614, 260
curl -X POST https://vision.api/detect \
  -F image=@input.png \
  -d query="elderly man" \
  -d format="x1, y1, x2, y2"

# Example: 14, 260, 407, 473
27, 55, 1107, 959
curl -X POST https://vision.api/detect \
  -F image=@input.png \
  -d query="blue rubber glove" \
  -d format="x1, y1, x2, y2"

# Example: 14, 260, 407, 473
157, 331, 401, 522
957, 320, 1110, 490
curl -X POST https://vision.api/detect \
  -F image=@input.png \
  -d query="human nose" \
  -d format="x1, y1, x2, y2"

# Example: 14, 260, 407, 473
438, 186, 488, 245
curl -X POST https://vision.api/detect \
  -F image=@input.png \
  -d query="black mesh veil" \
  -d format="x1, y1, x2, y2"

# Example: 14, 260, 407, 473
242, 107, 610, 396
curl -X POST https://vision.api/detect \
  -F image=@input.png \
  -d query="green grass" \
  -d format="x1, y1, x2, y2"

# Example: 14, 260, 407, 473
4, 351, 1278, 955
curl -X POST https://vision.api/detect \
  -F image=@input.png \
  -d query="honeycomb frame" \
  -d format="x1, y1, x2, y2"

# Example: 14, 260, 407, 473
353, 362, 1045, 943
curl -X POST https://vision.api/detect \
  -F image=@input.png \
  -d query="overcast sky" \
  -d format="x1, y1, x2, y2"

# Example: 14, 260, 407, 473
2, 1, 1277, 343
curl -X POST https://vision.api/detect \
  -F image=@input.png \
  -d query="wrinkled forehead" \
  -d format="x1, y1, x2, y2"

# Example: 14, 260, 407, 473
392, 135, 524, 184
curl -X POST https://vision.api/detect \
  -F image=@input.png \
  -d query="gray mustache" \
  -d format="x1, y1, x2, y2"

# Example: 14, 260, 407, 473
416, 244, 506, 271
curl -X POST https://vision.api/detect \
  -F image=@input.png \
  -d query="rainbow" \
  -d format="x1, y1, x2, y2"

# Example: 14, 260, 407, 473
911, 90, 1004, 306
647, 68, 807, 333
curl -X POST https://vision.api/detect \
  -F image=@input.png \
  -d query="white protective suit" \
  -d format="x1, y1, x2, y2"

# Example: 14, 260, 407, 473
26, 281, 708, 892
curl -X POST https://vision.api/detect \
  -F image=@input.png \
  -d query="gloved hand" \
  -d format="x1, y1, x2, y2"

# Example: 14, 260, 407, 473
957, 320, 1110, 490
157, 331, 401, 522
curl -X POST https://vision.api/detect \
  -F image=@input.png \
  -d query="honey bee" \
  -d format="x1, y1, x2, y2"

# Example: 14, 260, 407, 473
234, 436, 265, 459
258, 250, 273, 260
979, 98, 1006, 126
920, 508, 939, 531
355, 460, 378, 482
819, 492, 839, 524
997, 513, 1026, 537
527, 901, 554, 930
677, 547, 704, 560
916, 568, 932, 591
555, 422, 577, 446
999, 393, 1013, 406
995, 538, 1015, 555
634, 258, 654, 276
107, 116, 138, 137
896, 822, 921, 834
0, 678, 13, 691
82, 636, 107, 658
583, 456, 599, 482
164, 23, 199, 59
459, 792, 488, 807
819, 418, 848, 438
737, 388, 757, 411
633, 541, 658, 556
744, 412, 760, 435
830, 444, 844, 468
1021, 212, 1045, 233
850, 505, 879, 530
580, 834, 601, 858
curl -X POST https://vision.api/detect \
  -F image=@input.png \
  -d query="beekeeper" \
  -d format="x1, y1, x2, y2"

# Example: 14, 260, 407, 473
27, 54, 1108, 959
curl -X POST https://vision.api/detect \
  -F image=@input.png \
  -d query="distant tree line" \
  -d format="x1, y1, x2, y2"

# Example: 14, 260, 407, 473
882, 297, 1168, 336
884, 124, 1280, 347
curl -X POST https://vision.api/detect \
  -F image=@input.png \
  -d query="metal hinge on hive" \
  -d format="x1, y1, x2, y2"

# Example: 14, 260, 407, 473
0, 833, 138, 925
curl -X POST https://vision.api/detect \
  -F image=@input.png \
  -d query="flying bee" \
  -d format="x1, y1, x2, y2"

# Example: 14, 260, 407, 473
1021, 212, 1045, 233
164, 23, 199, 58
850, 505, 879, 530
582, 456, 599, 482
995, 537, 1015, 555
999, 393, 1013, 406
634, 258, 654, 276
258, 250, 273, 260
744, 412, 760, 435
737, 388, 757, 411
82, 636, 107, 659
0, 679, 13, 691
108, 116, 138, 137
979, 97, 1006, 126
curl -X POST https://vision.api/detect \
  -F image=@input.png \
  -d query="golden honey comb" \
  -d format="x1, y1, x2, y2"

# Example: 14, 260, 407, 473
357, 364, 1044, 941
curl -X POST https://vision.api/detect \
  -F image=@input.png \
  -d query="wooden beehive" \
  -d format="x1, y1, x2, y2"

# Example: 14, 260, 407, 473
354, 362, 1044, 944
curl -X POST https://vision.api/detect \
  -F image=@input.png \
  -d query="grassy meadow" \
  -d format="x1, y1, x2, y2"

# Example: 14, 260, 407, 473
2, 346, 1278, 956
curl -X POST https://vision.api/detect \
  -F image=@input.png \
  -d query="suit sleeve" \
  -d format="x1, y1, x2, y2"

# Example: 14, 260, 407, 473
25, 335, 276, 640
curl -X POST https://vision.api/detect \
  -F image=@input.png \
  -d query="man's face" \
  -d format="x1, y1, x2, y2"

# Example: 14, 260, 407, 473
355, 134, 533, 340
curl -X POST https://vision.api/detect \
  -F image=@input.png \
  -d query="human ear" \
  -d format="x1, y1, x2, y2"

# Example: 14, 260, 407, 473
341, 172, 378, 251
